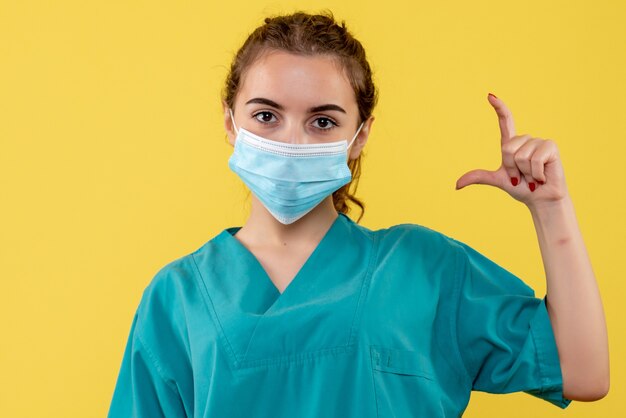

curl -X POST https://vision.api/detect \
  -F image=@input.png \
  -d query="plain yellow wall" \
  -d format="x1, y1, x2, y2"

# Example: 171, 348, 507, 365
1, 1, 624, 416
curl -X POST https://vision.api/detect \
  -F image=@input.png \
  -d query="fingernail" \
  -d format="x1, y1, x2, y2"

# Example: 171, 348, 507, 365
529, 182, 536, 192
488, 93, 497, 99
510, 177, 518, 186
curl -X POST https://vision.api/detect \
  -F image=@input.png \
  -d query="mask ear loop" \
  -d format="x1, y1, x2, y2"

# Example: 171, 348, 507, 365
346, 121, 365, 151
229, 108, 239, 135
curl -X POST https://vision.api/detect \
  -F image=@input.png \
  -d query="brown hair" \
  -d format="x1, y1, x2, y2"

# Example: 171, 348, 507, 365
222, 10, 378, 223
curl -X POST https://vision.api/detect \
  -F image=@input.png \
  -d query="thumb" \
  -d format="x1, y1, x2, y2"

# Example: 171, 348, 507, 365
455, 168, 501, 190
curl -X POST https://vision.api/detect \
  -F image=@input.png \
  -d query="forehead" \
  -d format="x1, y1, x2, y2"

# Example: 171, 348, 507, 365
237, 50, 356, 109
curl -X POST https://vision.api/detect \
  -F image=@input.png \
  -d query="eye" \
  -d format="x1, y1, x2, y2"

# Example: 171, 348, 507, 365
312, 117, 338, 131
253, 111, 278, 124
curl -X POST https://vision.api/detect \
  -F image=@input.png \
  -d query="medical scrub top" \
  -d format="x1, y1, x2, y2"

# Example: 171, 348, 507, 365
108, 212, 571, 417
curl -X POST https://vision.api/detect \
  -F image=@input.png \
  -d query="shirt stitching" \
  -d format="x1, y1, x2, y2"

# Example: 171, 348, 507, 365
347, 231, 380, 347
529, 315, 549, 393
189, 251, 241, 368
134, 324, 183, 397
451, 243, 475, 385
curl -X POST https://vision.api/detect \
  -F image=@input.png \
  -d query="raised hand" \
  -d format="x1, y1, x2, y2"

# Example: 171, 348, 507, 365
455, 93, 569, 210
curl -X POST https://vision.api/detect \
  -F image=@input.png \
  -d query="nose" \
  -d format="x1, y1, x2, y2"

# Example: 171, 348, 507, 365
282, 121, 308, 144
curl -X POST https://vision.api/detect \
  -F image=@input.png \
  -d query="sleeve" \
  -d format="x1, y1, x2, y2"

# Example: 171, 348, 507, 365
107, 311, 188, 418
450, 238, 572, 409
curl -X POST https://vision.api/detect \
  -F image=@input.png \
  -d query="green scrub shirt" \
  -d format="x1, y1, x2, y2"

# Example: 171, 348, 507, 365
108, 212, 571, 417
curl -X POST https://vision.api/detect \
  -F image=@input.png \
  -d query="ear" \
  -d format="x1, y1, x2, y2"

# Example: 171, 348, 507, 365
222, 100, 236, 147
348, 115, 375, 160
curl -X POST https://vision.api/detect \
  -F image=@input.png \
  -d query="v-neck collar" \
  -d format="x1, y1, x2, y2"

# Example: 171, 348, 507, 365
222, 212, 348, 302
191, 211, 378, 369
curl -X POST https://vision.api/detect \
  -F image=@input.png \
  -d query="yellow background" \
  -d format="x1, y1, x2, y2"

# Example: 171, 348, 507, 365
1, 1, 624, 416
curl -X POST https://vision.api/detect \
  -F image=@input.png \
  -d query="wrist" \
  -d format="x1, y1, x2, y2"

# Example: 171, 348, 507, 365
529, 195, 579, 247
528, 195, 573, 219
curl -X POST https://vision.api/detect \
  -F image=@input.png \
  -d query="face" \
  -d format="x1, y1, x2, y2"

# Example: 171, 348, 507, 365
223, 50, 374, 160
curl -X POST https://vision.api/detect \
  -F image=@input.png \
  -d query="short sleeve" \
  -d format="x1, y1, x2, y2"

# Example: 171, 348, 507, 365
450, 238, 571, 409
107, 311, 188, 418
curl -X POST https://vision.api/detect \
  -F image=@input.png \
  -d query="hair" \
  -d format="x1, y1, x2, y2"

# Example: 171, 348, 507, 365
221, 10, 378, 223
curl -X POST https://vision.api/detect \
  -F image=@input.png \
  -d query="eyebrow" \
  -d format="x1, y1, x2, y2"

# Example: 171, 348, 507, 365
245, 97, 346, 114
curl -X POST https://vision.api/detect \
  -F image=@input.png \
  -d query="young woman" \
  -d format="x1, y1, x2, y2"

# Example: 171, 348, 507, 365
108, 11, 609, 417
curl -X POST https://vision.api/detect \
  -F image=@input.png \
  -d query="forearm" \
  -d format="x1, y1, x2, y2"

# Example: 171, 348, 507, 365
529, 195, 609, 401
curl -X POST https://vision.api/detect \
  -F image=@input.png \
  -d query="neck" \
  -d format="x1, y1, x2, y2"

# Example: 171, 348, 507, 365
237, 195, 339, 247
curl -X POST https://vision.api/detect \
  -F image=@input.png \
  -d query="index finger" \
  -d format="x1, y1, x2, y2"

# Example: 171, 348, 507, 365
488, 93, 516, 143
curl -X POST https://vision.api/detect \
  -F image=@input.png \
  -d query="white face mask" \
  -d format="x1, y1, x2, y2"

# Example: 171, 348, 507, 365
228, 108, 364, 224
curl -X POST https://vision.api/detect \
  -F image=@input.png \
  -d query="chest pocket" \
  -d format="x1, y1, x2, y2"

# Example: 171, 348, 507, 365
370, 345, 445, 417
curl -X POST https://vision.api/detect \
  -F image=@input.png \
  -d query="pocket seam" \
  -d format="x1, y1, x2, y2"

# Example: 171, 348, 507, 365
370, 345, 434, 380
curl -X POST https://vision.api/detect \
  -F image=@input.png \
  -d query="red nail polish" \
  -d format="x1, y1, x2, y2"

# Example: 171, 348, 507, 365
489, 93, 497, 99
529, 182, 536, 192
510, 177, 518, 186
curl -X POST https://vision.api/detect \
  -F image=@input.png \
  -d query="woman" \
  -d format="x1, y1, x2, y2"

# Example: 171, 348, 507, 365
108, 11, 609, 417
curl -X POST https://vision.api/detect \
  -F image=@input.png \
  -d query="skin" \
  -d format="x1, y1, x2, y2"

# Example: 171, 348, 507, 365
222, 50, 374, 293
456, 94, 610, 401
223, 50, 609, 401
